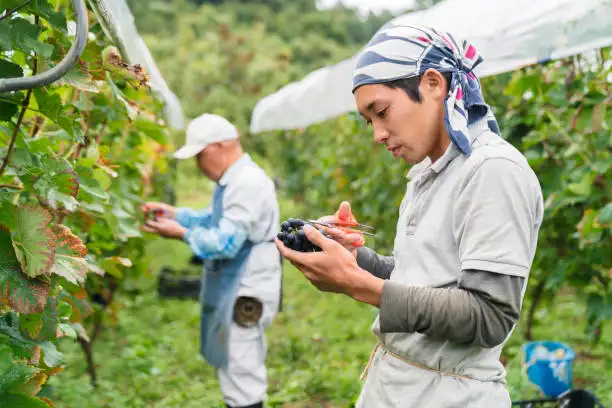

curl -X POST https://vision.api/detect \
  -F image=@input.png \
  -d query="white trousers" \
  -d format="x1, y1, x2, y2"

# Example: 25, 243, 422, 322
216, 299, 277, 407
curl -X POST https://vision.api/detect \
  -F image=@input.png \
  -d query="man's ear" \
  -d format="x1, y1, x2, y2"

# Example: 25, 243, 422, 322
420, 68, 447, 101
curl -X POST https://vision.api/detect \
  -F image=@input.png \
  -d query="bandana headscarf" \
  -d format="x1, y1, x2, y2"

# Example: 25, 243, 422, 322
352, 24, 500, 156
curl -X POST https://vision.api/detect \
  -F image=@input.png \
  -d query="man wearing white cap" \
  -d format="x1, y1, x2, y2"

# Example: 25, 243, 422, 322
143, 113, 282, 408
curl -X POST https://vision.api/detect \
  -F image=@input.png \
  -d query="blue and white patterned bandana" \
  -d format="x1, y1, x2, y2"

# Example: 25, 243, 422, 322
352, 24, 500, 155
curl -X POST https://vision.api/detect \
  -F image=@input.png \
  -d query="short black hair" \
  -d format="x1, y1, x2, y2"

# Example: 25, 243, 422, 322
382, 72, 453, 102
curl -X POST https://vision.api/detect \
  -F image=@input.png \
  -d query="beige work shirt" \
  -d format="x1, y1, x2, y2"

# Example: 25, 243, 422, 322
358, 118, 544, 407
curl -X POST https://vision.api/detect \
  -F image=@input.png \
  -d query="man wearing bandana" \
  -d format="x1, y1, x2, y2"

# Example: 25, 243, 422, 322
276, 25, 544, 407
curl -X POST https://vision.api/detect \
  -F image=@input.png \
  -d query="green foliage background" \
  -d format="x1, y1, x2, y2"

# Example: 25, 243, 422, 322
130, 0, 611, 340
0, 0, 610, 406
0, 0, 172, 405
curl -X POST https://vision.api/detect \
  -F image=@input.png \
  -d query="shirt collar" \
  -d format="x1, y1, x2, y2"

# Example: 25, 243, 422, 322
218, 153, 251, 186
407, 117, 491, 179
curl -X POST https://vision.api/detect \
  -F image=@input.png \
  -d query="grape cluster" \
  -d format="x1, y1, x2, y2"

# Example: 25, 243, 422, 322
277, 218, 322, 252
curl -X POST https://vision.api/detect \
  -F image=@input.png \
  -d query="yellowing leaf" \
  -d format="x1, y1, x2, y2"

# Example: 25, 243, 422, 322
0, 227, 51, 314
49, 225, 89, 285
18, 373, 48, 397
11, 206, 55, 278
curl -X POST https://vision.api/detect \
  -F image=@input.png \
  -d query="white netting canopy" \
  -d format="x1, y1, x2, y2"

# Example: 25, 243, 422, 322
250, 0, 612, 133
91, 0, 185, 131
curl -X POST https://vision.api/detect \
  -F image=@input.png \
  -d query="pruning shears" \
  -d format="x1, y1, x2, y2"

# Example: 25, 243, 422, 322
307, 219, 376, 237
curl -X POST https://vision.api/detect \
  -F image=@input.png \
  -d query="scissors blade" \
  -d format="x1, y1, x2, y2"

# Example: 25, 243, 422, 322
333, 221, 375, 230
307, 220, 376, 237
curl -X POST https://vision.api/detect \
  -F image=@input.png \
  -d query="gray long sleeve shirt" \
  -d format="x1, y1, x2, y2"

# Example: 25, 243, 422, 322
356, 246, 525, 348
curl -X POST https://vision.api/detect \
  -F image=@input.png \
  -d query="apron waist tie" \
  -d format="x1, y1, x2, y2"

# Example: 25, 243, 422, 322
360, 342, 477, 382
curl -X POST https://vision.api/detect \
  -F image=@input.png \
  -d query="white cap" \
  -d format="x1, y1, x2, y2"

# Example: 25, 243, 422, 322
173, 113, 239, 159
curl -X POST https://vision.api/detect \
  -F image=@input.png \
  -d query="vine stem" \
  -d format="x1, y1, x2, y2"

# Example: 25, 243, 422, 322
0, 18, 39, 177
0, 0, 33, 22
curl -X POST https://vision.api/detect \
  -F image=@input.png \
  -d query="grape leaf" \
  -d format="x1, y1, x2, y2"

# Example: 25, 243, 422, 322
32, 90, 83, 143
0, 344, 38, 394
37, 341, 62, 368
596, 202, 612, 226
55, 65, 98, 92
0, 101, 17, 122
49, 225, 88, 285
34, 171, 80, 212
134, 117, 168, 144
0, 312, 36, 359
0, 201, 17, 231
11, 206, 55, 278
0, 18, 54, 58
58, 288, 93, 322
20, 300, 58, 341
0, 0, 27, 8
0, 227, 51, 313
577, 209, 603, 247
29, 0, 67, 32
0, 393, 50, 408
0, 58, 23, 78
32, 89, 63, 126
16, 372, 48, 397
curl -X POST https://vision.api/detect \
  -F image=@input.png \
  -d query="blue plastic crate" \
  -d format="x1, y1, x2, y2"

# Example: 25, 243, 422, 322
522, 341, 576, 398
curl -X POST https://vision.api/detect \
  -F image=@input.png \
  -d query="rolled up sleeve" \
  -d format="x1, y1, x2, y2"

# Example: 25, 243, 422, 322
183, 217, 248, 260
175, 207, 213, 230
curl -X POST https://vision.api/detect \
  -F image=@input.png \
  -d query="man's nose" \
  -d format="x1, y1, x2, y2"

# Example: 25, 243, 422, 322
373, 123, 389, 144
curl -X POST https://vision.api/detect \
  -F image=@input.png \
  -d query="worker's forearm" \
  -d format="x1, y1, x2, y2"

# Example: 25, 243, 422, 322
356, 246, 395, 280
378, 270, 524, 348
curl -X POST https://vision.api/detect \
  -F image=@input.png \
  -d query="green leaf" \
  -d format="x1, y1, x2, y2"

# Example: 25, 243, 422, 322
11, 206, 55, 278
32, 89, 84, 143
0, 227, 51, 313
596, 203, 612, 226
37, 340, 62, 368
56, 65, 98, 92
577, 209, 603, 247
56, 323, 77, 339
0, 58, 23, 79
99, 257, 132, 279
134, 117, 168, 144
0, 82, 20, 121
0, 0, 27, 8
567, 172, 595, 197
0, 18, 54, 58
24, 301, 58, 342
34, 170, 80, 212
0, 201, 17, 231
0, 101, 17, 122
92, 168, 111, 191
49, 225, 88, 286
57, 287, 92, 322
0, 393, 50, 408
0, 344, 38, 394
0, 312, 36, 357
107, 73, 138, 119
30, 0, 68, 32
32, 89, 63, 125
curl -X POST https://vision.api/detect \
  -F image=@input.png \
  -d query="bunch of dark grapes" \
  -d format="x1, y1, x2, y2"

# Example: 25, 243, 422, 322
277, 218, 322, 252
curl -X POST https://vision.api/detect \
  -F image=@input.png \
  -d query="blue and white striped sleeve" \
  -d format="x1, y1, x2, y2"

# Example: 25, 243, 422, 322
182, 217, 248, 260
175, 207, 213, 230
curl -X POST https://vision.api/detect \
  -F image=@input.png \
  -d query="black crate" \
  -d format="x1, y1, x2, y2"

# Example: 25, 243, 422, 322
512, 389, 605, 408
